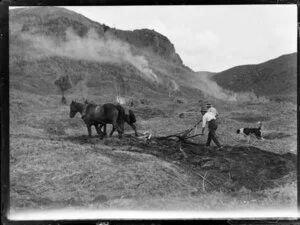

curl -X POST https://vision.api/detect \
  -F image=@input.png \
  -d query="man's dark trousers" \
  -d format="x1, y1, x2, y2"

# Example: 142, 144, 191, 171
206, 119, 221, 147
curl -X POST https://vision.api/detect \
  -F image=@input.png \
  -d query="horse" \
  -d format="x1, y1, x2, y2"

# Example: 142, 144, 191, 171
69, 100, 103, 136
81, 101, 125, 138
99, 107, 138, 137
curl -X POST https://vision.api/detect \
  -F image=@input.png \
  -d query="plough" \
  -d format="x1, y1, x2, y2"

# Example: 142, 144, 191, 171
157, 119, 203, 158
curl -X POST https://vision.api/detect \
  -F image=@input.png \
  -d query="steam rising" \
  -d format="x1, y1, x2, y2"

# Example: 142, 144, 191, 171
12, 25, 260, 102
18, 28, 159, 83
170, 80, 179, 92
195, 72, 237, 101
167, 79, 180, 97
194, 72, 268, 103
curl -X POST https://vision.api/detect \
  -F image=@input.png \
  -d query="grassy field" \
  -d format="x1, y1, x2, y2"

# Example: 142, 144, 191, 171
9, 89, 297, 216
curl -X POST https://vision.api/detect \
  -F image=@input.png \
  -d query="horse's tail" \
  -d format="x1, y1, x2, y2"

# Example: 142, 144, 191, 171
115, 104, 125, 124
128, 109, 136, 123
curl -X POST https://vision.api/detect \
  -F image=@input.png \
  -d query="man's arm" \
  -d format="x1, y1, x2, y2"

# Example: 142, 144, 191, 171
214, 108, 219, 117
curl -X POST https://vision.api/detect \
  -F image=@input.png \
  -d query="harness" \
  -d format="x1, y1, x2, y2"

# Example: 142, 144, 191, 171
95, 105, 101, 115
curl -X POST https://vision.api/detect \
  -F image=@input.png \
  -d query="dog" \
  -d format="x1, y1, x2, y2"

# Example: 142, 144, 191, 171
236, 122, 264, 143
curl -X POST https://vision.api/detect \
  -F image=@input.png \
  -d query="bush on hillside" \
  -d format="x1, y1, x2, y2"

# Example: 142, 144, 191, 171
139, 98, 151, 105
173, 97, 187, 105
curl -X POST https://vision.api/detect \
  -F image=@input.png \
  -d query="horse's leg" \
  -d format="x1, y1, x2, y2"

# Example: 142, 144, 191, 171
96, 124, 103, 134
110, 121, 124, 137
95, 124, 101, 135
120, 121, 125, 135
112, 119, 123, 139
102, 124, 107, 137
129, 123, 138, 136
96, 124, 107, 139
118, 121, 125, 139
109, 127, 115, 137
86, 124, 92, 137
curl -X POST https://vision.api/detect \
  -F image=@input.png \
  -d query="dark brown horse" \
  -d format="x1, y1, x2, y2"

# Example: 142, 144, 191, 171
69, 100, 103, 136
100, 107, 138, 137
81, 101, 125, 138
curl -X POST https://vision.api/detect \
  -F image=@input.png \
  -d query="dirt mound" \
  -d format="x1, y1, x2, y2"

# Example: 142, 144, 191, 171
281, 152, 297, 166
65, 134, 296, 193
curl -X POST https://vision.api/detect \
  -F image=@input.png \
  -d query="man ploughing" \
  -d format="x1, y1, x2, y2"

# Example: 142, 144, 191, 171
201, 109, 223, 150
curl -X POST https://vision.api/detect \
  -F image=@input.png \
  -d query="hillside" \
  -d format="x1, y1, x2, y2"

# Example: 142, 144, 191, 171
10, 6, 297, 104
10, 7, 185, 65
9, 6, 202, 104
212, 53, 297, 97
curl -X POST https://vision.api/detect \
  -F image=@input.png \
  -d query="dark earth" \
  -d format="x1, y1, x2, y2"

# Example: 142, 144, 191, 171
64, 134, 297, 193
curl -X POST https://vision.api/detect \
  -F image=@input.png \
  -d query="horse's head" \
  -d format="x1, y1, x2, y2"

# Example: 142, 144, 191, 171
69, 101, 78, 118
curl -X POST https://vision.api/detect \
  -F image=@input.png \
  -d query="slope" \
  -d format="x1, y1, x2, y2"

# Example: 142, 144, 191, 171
10, 6, 198, 102
212, 53, 297, 97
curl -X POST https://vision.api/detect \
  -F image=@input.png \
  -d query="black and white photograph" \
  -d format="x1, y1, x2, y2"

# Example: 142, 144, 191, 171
8, 5, 297, 220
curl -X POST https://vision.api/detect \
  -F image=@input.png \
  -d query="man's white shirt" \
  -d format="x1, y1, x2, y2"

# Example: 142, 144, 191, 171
202, 111, 216, 128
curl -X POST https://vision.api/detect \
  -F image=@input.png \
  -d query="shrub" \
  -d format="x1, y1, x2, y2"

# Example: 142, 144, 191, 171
173, 97, 187, 104
139, 98, 151, 105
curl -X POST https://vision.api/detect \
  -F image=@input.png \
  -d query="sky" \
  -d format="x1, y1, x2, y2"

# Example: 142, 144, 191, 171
62, 6, 296, 72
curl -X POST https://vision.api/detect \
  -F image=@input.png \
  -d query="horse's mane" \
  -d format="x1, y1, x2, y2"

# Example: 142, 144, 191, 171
72, 100, 83, 107
83, 100, 97, 111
